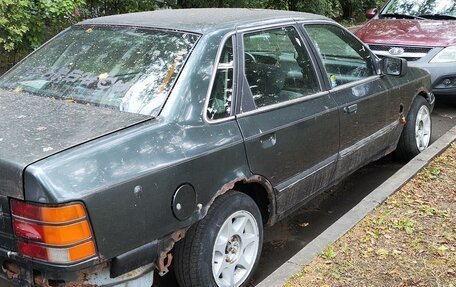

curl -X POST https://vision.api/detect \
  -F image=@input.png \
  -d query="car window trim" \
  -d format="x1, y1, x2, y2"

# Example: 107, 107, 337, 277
300, 21, 381, 90
236, 90, 330, 119
330, 74, 382, 92
379, 0, 394, 16
203, 32, 237, 124
236, 21, 298, 34
237, 23, 327, 115
238, 22, 325, 92
295, 21, 333, 90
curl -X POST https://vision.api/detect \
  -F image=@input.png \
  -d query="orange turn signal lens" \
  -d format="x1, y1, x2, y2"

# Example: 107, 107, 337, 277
68, 241, 96, 262
13, 219, 92, 245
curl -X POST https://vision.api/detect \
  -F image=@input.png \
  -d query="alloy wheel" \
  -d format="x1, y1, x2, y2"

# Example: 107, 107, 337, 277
415, 105, 431, 151
212, 210, 260, 287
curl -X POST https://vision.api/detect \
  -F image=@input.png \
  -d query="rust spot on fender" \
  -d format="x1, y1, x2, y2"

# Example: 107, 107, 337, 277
201, 175, 277, 226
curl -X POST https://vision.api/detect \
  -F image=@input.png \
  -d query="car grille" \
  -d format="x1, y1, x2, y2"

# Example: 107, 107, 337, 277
369, 44, 433, 61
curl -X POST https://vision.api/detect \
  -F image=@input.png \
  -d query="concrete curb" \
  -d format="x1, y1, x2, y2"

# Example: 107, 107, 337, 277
256, 125, 456, 287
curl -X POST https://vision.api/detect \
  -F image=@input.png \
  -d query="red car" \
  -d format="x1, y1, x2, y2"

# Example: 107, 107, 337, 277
355, 0, 456, 97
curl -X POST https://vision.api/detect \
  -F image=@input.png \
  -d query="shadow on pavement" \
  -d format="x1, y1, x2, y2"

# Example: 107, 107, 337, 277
249, 156, 402, 285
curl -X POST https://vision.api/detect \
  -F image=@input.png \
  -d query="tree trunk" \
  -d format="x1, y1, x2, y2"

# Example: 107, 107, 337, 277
287, 0, 298, 11
340, 0, 354, 19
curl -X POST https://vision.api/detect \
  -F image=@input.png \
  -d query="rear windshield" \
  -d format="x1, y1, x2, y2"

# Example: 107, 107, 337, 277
382, 0, 456, 17
0, 26, 199, 116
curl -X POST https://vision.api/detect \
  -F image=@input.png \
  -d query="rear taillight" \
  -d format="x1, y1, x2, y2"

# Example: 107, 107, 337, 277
11, 200, 96, 264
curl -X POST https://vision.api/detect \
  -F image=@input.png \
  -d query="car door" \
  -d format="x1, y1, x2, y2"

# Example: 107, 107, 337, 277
235, 25, 340, 216
303, 23, 392, 180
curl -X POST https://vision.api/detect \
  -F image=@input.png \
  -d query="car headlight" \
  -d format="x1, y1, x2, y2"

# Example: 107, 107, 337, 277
430, 46, 456, 63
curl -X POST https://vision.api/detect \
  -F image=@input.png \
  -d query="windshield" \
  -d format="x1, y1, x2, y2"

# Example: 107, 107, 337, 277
381, 0, 456, 17
0, 26, 199, 116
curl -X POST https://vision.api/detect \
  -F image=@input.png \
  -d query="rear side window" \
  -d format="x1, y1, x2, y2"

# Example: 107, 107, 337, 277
207, 37, 234, 120
304, 24, 376, 87
243, 26, 320, 108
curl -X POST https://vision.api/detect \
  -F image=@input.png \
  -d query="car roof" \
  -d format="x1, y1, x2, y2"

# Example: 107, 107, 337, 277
79, 8, 330, 34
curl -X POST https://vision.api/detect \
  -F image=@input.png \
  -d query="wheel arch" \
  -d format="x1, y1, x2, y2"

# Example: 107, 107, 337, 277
203, 175, 277, 226
401, 88, 434, 120
413, 87, 434, 108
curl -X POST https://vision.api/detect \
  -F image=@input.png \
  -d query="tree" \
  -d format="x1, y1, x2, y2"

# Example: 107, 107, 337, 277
0, 0, 84, 52
82, 0, 157, 18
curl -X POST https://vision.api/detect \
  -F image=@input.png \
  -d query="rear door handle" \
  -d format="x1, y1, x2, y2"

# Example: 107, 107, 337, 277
344, 104, 358, 114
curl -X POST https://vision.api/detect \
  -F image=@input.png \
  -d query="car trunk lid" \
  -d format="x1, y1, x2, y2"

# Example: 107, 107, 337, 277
0, 90, 151, 199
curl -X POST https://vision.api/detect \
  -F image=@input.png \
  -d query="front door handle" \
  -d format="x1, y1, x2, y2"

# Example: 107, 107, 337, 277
259, 133, 276, 149
344, 104, 358, 114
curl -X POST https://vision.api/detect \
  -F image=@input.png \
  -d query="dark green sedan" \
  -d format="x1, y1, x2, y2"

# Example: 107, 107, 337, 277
0, 8, 433, 287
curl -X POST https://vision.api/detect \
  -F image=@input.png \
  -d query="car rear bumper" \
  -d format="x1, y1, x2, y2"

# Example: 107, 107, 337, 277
0, 248, 154, 287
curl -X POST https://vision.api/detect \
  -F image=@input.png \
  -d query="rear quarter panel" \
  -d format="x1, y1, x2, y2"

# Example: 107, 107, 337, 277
23, 30, 252, 260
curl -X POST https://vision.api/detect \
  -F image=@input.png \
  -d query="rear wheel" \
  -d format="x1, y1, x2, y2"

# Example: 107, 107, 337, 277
174, 191, 263, 287
395, 96, 432, 161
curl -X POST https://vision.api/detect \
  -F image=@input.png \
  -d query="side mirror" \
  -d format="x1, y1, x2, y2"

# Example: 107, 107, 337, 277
382, 57, 407, 76
366, 8, 378, 19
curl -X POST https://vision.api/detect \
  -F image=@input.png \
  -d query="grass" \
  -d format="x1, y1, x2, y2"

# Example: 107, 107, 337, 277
284, 142, 456, 287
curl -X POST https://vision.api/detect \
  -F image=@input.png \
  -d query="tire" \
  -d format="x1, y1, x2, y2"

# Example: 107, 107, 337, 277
174, 191, 263, 287
395, 96, 432, 161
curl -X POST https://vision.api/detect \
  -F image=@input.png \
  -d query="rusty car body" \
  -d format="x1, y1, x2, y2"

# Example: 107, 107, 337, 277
0, 8, 433, 287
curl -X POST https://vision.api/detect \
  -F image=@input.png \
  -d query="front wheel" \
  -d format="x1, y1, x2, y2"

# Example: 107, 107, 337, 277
174, 191, 263, 287
395, 96, 432, 161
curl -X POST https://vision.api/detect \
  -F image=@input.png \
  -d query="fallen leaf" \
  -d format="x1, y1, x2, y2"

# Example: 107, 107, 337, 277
375, 248, 389, 257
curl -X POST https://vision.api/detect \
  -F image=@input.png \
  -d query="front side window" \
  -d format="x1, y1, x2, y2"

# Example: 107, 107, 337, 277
0, 26, 199, 116
305, 24, 376, 87
207, 37, 234, 120
243, 26, 320, 108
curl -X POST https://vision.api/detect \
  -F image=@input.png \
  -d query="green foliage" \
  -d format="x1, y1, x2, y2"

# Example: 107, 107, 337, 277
82, 0, 157, 18
0, 0, 33, 52
392, 218, 415, 234
0, 0, 84, 52
321, 245, 337, 259
171, 0, 386, 19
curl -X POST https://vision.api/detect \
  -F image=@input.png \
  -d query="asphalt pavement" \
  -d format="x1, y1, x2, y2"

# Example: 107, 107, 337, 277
154, 98, 456, 287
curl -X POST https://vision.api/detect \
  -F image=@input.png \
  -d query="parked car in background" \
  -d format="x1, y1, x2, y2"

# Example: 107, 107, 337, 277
0, 8, 433, 287
355, 0, 456, 98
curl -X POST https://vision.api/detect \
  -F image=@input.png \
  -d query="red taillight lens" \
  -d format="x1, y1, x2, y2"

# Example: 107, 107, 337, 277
11, 200, 86, 223
11, 200, 97, 264
17, 241, 48, 261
